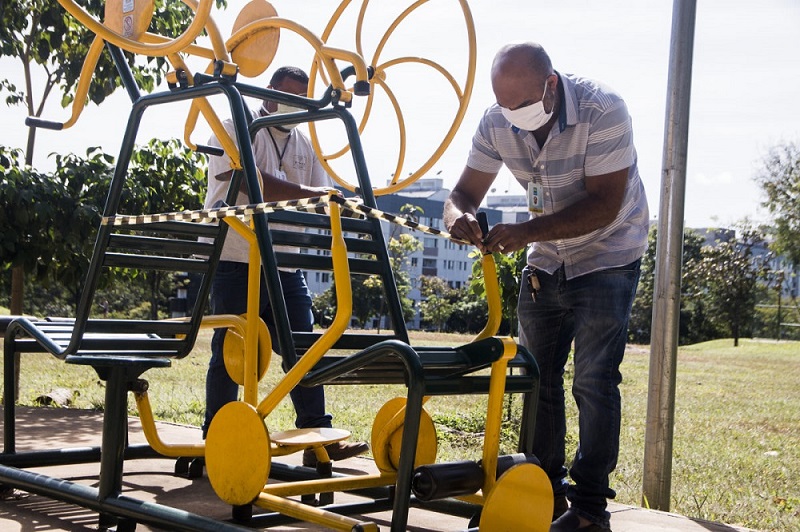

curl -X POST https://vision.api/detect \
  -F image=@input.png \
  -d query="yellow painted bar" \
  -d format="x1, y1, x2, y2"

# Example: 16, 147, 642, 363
59, 35, 106, 130
139, 33, 217, 60
255, 492, 379, 531
222, 216, 264, 406
479, 337, 517, 495
261, 472, 394, 498
134, 391, 205, 457
256, 194, 352, 418
474, 253, 502, 341
181, 0, 230, 62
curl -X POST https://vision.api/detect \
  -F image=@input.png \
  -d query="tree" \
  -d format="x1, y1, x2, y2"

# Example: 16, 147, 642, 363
1, 0, 196, 163
49, 139, 206, 316
385, 204, 424, 326
45, 148, 115, 308
311, 287, 336, 329
628, 225, 711, 345
386, 232, 422, 324
687, 222, 769, 346
351, 208, 423, 330
1, 0, 207, 314
350, 274, 384, 329
0, 146, 61, 285
419, 276, 455, 332
447, 287, 488, 334
756, 140, 800, 265
1, 140, 206, 316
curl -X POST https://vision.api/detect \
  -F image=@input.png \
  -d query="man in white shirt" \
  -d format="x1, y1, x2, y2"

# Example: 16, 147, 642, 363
202, 66, 368, 466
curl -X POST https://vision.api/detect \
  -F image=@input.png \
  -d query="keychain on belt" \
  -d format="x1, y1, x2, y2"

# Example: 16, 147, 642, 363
527, 271, 540, 302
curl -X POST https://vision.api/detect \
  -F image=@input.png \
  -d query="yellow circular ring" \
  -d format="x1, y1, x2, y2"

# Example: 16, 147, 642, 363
308, 0, 476, 196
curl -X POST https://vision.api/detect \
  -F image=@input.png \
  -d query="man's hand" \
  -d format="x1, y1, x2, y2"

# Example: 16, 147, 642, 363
307, 185, 337, 197
448, 212, 486, 251
482, 222, 530, 254
443, 167, 498, 252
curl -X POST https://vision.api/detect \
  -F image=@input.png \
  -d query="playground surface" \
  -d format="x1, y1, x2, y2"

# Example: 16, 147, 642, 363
0, 406, 754, 532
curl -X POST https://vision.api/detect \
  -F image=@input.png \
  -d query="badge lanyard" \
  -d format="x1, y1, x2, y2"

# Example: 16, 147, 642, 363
266, 128, 292, 180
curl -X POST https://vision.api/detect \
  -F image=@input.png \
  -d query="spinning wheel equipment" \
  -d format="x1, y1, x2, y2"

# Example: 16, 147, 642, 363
309, 0, 477, 195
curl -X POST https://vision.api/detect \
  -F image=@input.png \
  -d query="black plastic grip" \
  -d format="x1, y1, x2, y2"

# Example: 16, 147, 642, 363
195, 144, 225, 157
25, 117, 64, 130
477, 211, 489, 238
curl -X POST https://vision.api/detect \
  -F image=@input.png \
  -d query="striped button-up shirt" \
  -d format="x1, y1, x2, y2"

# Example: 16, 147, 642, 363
467, 72, 649, 279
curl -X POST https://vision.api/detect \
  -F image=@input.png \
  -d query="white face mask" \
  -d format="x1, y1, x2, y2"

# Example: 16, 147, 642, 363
261, 102, 304, 129
501, 78, 553, 131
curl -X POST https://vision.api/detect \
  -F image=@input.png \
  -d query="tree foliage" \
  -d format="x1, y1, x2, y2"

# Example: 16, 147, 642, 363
686, 223, 770, 346
344, 206, 423, 329
348, 232, 422, 329
0, 145, 63, 279
419, 276, 456, 331
1, 0, 222, 315
0, 140, 206, 315
755, 140, 800, 265
628, 226, 711, 345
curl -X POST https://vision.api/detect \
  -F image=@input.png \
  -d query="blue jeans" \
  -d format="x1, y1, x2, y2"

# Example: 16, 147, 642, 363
202, 261, 332, 437
517, 260, 641, 527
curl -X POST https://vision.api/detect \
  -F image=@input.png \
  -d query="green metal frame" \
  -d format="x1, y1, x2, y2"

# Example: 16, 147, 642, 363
1, 42, 542, 532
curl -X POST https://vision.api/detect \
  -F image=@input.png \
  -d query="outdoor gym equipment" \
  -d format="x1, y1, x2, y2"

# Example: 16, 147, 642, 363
2, 1, 553, 531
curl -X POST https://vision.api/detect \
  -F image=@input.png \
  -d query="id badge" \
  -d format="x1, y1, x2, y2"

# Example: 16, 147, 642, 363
274, 169, 288, 181
527, 181, 544, 214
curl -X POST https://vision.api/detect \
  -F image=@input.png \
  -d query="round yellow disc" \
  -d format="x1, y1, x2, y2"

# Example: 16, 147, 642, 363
223, 315, 271, 385
104, 0, 154, 41
206, 401, 271, 505
480, 463, 553, 531
228, 0, 280, 78
371, 397, 437, 473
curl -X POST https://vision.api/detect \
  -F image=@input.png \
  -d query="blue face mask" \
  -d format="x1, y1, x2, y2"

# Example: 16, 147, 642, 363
501, 78, 552, 131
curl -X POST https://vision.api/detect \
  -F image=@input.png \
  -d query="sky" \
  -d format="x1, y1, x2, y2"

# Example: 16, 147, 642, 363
1, 0, 799, 229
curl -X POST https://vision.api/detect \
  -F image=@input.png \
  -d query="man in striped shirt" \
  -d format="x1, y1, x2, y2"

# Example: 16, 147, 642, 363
444, 42, 649, 532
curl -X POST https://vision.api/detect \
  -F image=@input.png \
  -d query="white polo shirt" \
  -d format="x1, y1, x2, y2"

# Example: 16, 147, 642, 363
203, 111, 331, 264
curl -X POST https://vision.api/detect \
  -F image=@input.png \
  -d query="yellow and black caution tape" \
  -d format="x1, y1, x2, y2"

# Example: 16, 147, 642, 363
102, 194, 470, 244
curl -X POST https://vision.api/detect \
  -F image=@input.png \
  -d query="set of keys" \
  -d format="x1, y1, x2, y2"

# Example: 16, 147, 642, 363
527, 271, 541, 302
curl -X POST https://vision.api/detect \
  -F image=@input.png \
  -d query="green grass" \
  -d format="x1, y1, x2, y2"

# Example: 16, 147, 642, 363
2, 328, 798, 531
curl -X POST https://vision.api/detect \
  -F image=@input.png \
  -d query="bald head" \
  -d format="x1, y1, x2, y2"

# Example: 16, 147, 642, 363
491, 42, 556, 111
492, 42, 553, 82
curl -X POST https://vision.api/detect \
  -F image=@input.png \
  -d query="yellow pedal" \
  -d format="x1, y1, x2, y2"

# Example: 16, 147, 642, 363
271, 427, 350, 449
